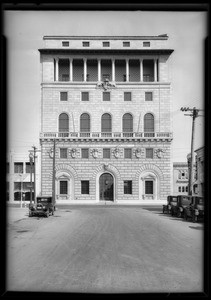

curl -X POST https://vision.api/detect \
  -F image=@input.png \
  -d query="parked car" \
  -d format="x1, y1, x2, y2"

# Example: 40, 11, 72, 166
171, 195, 192, 218
29, 196, 55, 218
163, 196, 178, 214
183, 196, 204, 222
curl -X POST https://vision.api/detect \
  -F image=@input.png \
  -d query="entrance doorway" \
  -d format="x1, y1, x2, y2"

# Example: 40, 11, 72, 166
99, 173, 114, 201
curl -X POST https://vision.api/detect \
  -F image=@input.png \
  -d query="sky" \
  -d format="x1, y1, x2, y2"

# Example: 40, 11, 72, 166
3, 10, 207, 162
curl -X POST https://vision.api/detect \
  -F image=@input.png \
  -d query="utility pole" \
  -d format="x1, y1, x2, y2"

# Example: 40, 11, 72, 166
52, 139, 56, 204
30, 146, 41, 205
29, 152, 34, 206
180, 106, 203, 195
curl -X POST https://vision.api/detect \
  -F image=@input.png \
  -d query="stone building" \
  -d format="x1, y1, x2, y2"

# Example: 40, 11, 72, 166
39, 35, 174, 203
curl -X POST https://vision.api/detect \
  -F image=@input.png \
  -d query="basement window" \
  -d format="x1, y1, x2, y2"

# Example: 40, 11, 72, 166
62, 41, 69, 47
83, 41, 90, 47
123, 41, 130, 47
143, 41, 150, 47
103, 41, 110, 47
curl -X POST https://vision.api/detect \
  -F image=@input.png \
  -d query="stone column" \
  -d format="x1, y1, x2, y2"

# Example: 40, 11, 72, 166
126, 59, 129, 82
83, 58, 87, 82
112, 59, 115, 81
55, 58, 59, 81
154, 58, 157, 82
98, 59, 101, 81
69, 58, 73, 82
140, 59, 143, 82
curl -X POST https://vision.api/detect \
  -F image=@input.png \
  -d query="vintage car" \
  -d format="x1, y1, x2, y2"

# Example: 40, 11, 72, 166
171, 195, 192, 218
183, 196, 204, 222
29, 196, 55, 218
163, 196, 178, 214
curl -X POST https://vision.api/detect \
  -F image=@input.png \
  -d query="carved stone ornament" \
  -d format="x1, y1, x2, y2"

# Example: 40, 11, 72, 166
91, 148, 99, 159
135, 148, 144, 158
155, 148, 165, 158
113, 147, 121, 159
69, 148, 77, 158
96, 78, 116, 91
48, 148, 58, 158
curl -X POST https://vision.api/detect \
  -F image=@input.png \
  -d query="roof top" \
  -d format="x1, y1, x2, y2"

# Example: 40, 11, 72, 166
43, 35, 169, 40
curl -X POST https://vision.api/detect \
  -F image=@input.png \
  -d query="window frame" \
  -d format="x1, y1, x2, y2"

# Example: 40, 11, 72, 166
81, 148, 89, 159
82, 41, 90, 47
146, 148, 154, 159
81, 91, 89, 101
143, 41, 150, 47
62, 41, 69, 47
102, 41, 110, 47
60, 91, 68, 101
103, 91, 111, 101
124, 92, 132, 101
60, 148, 68, 159
124, 180, 132, 194
145, 91, 153, 101
81, 181, 90, 194
124, 148, 132, 159
60, 180, 68, 195
103, 148, 111, 159
123, 41, 130, 47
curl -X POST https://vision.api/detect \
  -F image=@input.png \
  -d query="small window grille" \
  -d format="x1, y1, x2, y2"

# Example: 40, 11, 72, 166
60, 92, 68, 101
146, 148, 153, 159
123, 41, 130, 47
145, 181, 153, 194
103, 148, 110, 159
124, 148, 132, 159
62, 41, 69, 47
124, 92, 131, 101
81, 92, 89, 101
124, 181, 132, 194
81, 181, 89, 194
103, 92, 110, 101
14, 163, 23, 173
60, 148, 67, 158
83, 41, 90, 47
143, 41, 150, 47
145, 92, 153, 101
103, 41, 110, 47
82, 148, 89, 159
60, 181, 68, 194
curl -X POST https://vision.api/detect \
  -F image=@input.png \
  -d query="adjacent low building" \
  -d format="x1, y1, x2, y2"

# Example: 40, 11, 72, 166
173, 162, 189, 195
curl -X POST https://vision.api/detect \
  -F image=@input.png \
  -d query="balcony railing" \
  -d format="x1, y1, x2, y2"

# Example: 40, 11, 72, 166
40, 132, 173, 139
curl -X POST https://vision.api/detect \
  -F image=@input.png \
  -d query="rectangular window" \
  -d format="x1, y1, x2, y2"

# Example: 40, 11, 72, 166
182, 186, 185, 192
178, 186, 181, 192
103, 41, 110, 47
62, 41, 69, 47
60, 92, 68, 101
146, 148, 153, 159
26, 162, 34, 173
82, 148, 89, 159
186, 186, 188, 192
143, 41, 150, 47
145, 92, 153, 101
124, 92, 132, 101
81, 92, 89, 101
145, 181, 153, 194
124, 148, 132, 159
123, 41, 130, 47
103, 92, 110, 101
14, 163, 23, 173
14, 182, 21, 190
124, 181, 132, 194
60, 148, 68, 159
103, 148, 110, 159
81, 181, 89, 194
83, 41, 90, 47
60, 181, 68, 194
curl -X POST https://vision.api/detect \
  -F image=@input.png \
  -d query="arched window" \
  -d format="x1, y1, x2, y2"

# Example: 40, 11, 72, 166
144, 113, 154, 132
59, 113, 69, 132
123, 113, 133, 132
101, 113, 112, 132
80, 113, 90, 132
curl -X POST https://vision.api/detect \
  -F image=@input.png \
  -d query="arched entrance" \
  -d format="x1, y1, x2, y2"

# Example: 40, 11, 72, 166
99, 173, 114, 201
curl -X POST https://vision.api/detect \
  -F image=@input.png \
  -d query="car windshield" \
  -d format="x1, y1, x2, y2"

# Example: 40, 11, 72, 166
181, 199, 191, 205
37, 198, 51, 203
171, 197, 177, 202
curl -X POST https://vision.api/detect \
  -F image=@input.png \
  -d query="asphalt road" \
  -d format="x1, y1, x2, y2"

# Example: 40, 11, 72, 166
7, 205, 204, 294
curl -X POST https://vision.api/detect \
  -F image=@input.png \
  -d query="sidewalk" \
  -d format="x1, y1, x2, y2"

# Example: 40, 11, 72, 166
7, 207, 29, 223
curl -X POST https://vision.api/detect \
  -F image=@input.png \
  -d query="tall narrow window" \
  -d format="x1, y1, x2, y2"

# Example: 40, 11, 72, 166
80, 113, 90, 132
124, 181, 132, 194
101, 113, 112, 132
59, 113, 69, 136
103, 148, 110, 159
146, 148, 153, 159
103, 92, 110, 101
145, 181, 153, 194
123, 113, 133, 137
144, 113, 154, 133
124, 148, 132, 159
60, 148, 68, 158
81, 181, 90, 194
60, 181, 68, 194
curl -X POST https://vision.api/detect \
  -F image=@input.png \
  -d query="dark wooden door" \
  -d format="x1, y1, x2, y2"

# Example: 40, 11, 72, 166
99, 173, 114, 201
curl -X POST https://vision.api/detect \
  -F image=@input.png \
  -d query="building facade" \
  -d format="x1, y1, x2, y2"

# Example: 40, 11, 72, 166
6, 151, 41, 203
173, 162, 189, 195
39, 35, 174, 203
194, 146, 204, 196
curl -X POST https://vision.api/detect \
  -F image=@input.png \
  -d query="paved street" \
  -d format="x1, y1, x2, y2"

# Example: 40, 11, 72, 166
6, 205, 204, 294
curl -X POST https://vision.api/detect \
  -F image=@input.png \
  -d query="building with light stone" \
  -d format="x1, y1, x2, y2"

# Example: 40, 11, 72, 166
39, 35, 174, 203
